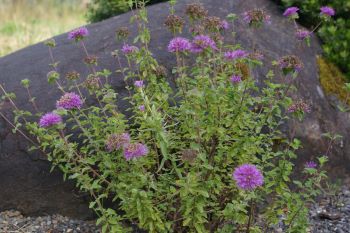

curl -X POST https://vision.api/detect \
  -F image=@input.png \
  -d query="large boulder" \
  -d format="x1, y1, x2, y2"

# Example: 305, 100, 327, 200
0, 0, 349, 218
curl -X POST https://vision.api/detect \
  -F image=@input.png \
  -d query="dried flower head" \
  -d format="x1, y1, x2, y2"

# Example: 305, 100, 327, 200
243, 9, 271, 27
84, 75, 100, 90
277, 55, 304, 74
185, 3, 208, 20
168, 37, 191, 53
116, 27, 130, 40
124, 143, 148, 160
287, 99, 311, 114
39, 112, 62, 128
65, 71, 80, 81
105, 133, 131, 152
233, 164, 264, 190
84, 55, 98, 66
248, 51, 264, 60
68, 27, 88, 41
164, 14, 185, 33
56, 92, 83, 110
320, 6, 335, 17
203, 16, 222, 31
190, 35, 217, 53
153, 66, 168, 77
121, 44, 139, 55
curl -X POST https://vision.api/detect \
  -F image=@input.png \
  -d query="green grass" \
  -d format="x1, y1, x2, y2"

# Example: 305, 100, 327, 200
0, 0, 86, 56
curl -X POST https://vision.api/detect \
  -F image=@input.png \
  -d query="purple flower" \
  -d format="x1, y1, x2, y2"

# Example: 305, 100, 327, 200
56, 92, 83, 110
220, 20, 229, 30
233, 164, 264, 190
139, 105, 145, 111
68, 27, 88, 41
320, 6, 335, 17
224, 49, 248, 60
122, 44, 139, 55
134, 80, 144, 88
106, 133, 131, 152
230, 75, 242, 83
39, 112, 62, 128
190, 35, 217, 53
305, 161, 317, 169
167, 37, 191, 53
124, 143, 148, 160
296, 29, 311, 41
283, 7, 299, 17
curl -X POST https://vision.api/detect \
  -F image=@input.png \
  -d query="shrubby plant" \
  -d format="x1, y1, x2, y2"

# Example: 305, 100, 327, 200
1, 1, 336, 232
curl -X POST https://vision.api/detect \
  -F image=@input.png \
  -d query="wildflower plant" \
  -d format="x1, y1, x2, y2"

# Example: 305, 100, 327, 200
2, 1, 331, 233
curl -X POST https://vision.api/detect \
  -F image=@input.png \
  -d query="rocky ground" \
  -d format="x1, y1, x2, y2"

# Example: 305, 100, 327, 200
1, 186, 350, 233
0, 211, 100, 233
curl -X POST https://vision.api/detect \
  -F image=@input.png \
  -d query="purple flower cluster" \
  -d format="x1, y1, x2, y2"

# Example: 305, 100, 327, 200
283, 7, 299, 18
122, 44, 139, 55
305, 161, 317, 169
68, 27, 89, 41
296, 29, 311, 41
124, 143, 149, 160
320, 6, 335, 17
224, 49, 248, 60
167, 37, 191, 53
233, 164, 264, 190
243, 9, 271, 27
190, 35, 217, 53
134, 80, 144, 88
39, 112, 62, 128
105, 133, 131, 152
230, 75, 242, 83
56, 92, 83, 110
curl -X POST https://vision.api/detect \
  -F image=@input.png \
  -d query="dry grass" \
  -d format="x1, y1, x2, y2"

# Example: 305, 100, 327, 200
0, 0, 86, 56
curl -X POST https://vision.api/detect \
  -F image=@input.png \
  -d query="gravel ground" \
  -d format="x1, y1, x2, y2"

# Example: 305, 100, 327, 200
309, 186, 350, 233
1, 186, 350, 233
0, 211, 100, 233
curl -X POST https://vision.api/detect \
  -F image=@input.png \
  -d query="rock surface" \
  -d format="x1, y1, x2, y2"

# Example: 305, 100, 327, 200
0, 0, 349, 218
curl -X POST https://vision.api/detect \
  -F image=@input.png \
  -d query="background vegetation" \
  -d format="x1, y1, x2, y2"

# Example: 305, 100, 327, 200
86, 0, 166, 22
274, 0, 350, 79
0, 0, 86, 56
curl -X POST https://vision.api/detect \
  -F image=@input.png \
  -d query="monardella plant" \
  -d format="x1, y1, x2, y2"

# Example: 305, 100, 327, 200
3, 1, 332, 233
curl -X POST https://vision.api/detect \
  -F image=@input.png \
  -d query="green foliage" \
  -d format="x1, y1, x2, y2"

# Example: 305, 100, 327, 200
3, 1, 330, 232
87, 0, 167, 22
275, 0, 350, 79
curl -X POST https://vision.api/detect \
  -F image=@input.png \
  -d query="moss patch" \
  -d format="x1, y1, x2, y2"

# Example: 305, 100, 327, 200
317, 56, 349, 105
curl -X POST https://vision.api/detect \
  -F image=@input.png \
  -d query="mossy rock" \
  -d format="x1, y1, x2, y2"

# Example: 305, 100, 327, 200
318, 56, 349, 105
